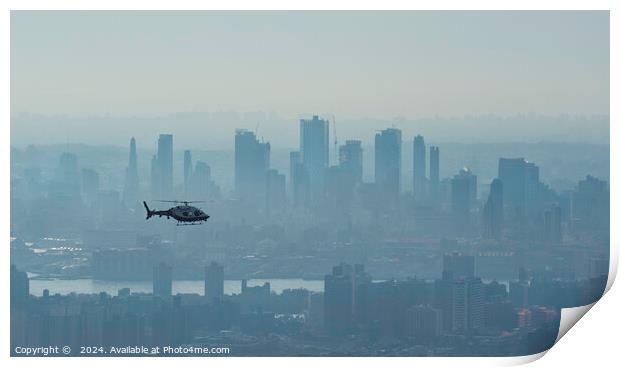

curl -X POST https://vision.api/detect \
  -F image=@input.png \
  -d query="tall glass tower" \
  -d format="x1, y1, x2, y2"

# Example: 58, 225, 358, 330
300, 116, 329, 203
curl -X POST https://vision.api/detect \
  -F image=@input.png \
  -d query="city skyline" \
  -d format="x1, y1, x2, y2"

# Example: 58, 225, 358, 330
10, 111, 611, 149
10, 131, 610, 196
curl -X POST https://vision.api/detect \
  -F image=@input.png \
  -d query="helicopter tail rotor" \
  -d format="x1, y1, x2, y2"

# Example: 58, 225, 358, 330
143, 201, 154, 220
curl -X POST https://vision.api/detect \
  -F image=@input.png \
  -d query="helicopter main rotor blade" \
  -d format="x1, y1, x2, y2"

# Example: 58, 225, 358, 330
155, 200, 212, 204
153, 200, 215, 208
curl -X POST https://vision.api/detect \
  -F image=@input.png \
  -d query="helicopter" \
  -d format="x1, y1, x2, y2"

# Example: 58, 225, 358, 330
143, 200, 210, 226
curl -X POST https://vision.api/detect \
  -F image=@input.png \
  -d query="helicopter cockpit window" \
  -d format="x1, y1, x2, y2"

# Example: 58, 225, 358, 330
194, 210, 201, 216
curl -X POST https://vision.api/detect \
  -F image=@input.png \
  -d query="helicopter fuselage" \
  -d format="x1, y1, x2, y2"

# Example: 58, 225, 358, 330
144, 202, 210, 224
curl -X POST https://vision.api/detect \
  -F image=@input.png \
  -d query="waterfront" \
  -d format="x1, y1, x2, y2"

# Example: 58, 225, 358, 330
29, 278, 324, 296
29, 277, 510, 296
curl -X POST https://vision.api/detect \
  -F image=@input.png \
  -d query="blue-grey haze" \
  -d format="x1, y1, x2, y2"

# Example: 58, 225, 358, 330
11, 11, 609, 146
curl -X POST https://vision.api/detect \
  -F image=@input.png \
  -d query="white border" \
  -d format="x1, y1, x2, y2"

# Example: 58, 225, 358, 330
2, 2, 616, 367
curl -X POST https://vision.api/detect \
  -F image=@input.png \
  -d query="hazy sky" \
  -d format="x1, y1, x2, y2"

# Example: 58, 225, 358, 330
11, 11, 609, 118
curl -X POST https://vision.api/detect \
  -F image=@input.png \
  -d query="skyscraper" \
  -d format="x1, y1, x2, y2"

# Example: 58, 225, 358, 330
324, 263, 371, 336
289, 151, 301, 188
498, 158, 540, 219
429, 146, 440, 203
409, 305, 443, 342
289, 151, 308, 208
451, 168, 476, 232
190, 161, 212, 200
374, 128, 402, 203
81, 168, 100, 203
51, 152, 80, 198
482, 178, 504, 240
451, 277, 484, 334
204, 262, 224, 302
235, 130, 270, 207
150, 154, 160, 199
437, 272, 492, 335
157, 134, 173, 199
266, 169, 286, 214
300, 116, 329, 203
57, 152, 79, 183
184, 150, 192, 197
122, 137, 139, 207
10, 265, 29, 306
462, 167, 478, 203
153, 262, 172, 297
571, 175, 610, 230
413, 135, 426, 201
339, 140, 363, 185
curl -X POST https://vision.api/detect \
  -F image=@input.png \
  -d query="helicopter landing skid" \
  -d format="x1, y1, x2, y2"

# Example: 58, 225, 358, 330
176, 222, 204, 226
